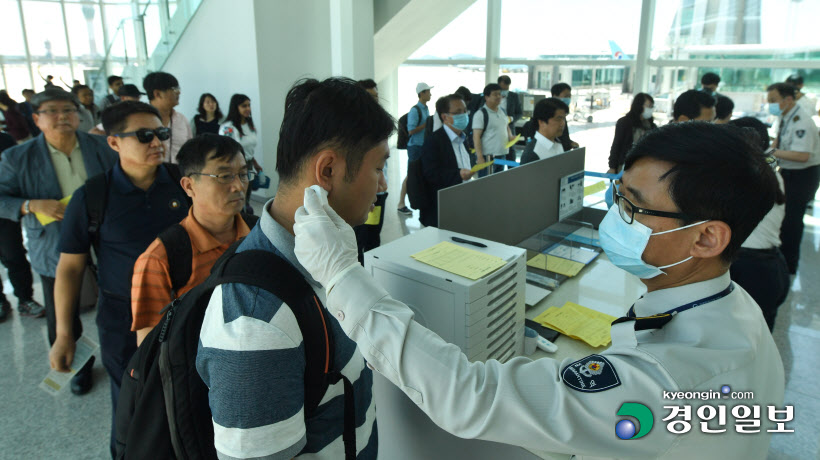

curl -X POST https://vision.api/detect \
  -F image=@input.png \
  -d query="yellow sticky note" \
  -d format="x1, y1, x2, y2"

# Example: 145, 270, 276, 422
471, 160, 495, 173
527, 254, 585, 277
364, 206, 381, 225
35, 195, 72, 226
534, 302, 617, 347
583, 180, 606, 197
505, 134, 522, 150
411, 241, 506, 281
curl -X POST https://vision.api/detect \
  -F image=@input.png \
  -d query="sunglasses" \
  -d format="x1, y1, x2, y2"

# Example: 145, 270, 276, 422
114, 127, 171, 143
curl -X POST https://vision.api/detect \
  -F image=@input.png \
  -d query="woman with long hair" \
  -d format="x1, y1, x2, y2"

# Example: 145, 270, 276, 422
219, 94, 261, 172
0, 90, 31, 142
191, 93, 223, 135
607, 92, 657, 173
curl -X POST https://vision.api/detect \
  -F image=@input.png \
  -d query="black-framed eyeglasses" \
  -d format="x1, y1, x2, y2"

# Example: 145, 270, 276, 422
36, 108, 79, 116
114, 127, 171, 144
189, 170, 256, 185
611, 181, 690, 224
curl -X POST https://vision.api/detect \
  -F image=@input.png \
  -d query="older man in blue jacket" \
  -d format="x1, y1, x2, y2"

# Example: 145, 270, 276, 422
0, 88, 117, 393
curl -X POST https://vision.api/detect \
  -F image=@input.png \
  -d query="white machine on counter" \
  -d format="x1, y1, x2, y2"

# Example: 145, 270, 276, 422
364, 227, 527, 362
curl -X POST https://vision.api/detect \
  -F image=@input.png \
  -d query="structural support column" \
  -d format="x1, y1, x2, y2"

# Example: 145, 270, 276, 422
633, 0, 656, 93
484, 0, 502, 85
252, 0, 375, 195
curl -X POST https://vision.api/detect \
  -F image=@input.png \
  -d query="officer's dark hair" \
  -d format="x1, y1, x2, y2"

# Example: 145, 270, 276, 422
101, 100, 161, 135
624, 122, 779, 263
143, 71, 179, 101
107, 75, 123, 86
627, 93, 654, 124
785, 74, 804, 86
454, 86, 473, 103
436, 94, 464, 122
673, 89, 715, 121
357, 79, 377, 90
497, 75, 511, 85
701, 72, 721, 86
532, 97, 569, 127
728, 117, 786, 206
483, 83, 502, 98
176, 133, 246, 177
22, 89, 35, 96
715, 95, 734, 120
767, 82, 796, 99
550, 82, 572, 97
277, 77, 395, 185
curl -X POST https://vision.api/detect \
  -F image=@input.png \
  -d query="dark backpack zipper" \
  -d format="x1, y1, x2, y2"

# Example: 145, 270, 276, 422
158, 298, 180, 343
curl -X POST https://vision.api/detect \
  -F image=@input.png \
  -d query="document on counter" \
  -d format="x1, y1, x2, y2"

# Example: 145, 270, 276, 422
505, 134, 522, 149
471, 160, 495, 173
527, 253, 585, 277
533, 302, 616, 347
39, 335, 99, 396
35, 195, 72, 226
525, 283, 551, 307
545, 243, 599, 265
411, 241, 506, 280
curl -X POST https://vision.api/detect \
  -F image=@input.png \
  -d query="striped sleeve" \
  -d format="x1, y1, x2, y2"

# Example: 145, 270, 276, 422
131, 239, 174, 331
196, 283, 308, 460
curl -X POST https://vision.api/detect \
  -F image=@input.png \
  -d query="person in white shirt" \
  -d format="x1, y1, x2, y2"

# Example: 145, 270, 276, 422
220, 94, 262, 214
292, 122, 785, 460
785, 74, 818, 118
473, 83, 514, 176
767, 82, 820, 274
520, 98, 568, 165
144, 71, 192, 163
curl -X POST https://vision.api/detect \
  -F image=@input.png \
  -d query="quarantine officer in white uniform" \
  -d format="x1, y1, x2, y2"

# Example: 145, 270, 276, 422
767, 82, 820, 275
292, 122, 786, 460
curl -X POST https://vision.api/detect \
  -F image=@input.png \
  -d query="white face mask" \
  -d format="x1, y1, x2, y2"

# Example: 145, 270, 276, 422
599, 206, 708, 279
642, 107, 654, 119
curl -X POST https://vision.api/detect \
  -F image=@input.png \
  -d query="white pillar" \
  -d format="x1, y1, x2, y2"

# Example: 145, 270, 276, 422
252, 0, 375, 195
633, 0, 656, 94
484, 0, 501, 85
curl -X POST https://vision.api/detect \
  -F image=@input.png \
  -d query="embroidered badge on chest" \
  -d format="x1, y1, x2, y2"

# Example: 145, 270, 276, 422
562, 354, 621, 393
796, 129, 806, 138
794, 116, 801, 122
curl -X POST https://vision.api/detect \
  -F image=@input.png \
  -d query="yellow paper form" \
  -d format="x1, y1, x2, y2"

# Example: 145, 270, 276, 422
505, 134, 522, 149
411, 241, 506, 280
527, 253, 585, 277
471, 160, 495, 173
533, 302, 617, 347
364, 206, 381, 225
583, 180, 606, 197
35, 195, 72, 226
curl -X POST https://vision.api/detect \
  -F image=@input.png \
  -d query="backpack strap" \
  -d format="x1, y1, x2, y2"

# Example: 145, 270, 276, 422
85, 171, 110, 256
481, 107, 489, 135
157, 224, 193, 297
208, 246, 357, 459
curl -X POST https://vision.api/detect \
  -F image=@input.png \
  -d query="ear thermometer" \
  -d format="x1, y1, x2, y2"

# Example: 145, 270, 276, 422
536, 335, 558, 353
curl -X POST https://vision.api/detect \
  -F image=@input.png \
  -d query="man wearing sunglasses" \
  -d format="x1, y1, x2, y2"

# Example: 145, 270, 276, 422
131, 134, 254, 346
49, 101, 189, 457
0, 88, 117, 375
292, 122, 785, 458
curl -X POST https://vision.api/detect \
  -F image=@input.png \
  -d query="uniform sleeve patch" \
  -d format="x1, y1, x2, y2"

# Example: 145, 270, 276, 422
796, 129, 806, 138
562, 354, 621, 393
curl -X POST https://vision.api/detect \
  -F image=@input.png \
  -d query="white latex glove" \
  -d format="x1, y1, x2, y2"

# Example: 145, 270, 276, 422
294, 185, 360, 293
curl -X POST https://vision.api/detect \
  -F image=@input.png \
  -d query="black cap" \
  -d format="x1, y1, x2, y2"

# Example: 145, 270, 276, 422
118, 84, 145, 97
30, 88, 79, 111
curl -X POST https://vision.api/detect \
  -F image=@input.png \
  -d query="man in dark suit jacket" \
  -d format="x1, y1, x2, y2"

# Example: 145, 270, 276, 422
419, 94, 476, 227
551, 83, 579, 151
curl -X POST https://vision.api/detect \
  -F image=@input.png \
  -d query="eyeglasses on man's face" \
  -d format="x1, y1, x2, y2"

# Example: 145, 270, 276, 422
189, 170, 256, 185
611, 181, 690, 224
114, 127, 171, 144
36, 108, 79, 117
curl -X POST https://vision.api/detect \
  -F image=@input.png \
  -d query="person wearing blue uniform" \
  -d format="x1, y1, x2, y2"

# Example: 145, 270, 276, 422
48, 101, 189, 458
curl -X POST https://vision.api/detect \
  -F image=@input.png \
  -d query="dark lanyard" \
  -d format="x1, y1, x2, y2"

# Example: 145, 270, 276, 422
778, 106, 800, 142
626, 284, 734, 319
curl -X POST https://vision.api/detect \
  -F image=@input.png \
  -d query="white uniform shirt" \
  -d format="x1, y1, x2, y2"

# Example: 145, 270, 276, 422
324, 268, 785, 459
162, 110, 193, 164
796, 93, 817, 120
777, 104, 820, 169
742, 169, 785, 249
443, 125, 471, 171
533, 132, 565, 160
219, 120, 257, 163
473, 105, 509, 158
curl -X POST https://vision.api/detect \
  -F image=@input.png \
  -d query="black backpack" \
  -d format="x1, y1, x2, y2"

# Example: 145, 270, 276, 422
465, 101, 489, 151
86, 162, 189, 255
114, 243, 357, 460
157, 212, 259, 297
397, 105, 423, 150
